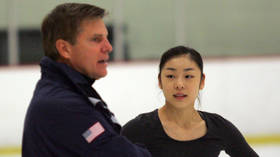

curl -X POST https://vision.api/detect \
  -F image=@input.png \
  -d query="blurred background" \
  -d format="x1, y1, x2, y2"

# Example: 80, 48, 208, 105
0, 0, 280, 156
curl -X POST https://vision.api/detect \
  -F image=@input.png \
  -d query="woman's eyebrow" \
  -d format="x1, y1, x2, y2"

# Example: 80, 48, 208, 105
165, 67, 194, 71
184, 68, 194, 71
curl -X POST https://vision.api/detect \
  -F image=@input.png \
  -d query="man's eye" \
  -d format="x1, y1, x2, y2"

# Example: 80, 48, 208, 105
92, 38, 102, 42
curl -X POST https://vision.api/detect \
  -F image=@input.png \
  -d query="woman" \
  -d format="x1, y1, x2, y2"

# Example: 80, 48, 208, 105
121, 46, 259, 157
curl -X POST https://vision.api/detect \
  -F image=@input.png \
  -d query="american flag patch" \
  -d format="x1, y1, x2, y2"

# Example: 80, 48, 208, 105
82, 122, 105, 143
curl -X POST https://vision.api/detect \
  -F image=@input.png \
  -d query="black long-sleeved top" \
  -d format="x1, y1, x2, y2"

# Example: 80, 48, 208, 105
122, 109, 259, 157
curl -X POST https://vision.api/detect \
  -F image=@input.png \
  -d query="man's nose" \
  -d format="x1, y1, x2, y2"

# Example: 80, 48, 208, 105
102, 38, 113, 53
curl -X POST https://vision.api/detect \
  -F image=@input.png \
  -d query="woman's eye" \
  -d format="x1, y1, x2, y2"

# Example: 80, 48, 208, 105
185, 75, 193, 79
166, 75, 174, 78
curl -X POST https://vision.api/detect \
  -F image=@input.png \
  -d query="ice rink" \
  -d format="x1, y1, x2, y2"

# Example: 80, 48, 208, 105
0, 145, 279, 157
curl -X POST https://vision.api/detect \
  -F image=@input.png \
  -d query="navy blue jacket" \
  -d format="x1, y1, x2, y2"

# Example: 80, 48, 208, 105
22, 57, 152, 157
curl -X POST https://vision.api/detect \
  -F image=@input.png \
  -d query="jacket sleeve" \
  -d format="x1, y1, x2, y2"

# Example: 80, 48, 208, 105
35, 97, 152, 157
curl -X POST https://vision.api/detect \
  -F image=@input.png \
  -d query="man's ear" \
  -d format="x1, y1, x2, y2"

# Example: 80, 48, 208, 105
55, 39, 72, 60
199, 74, 205, 90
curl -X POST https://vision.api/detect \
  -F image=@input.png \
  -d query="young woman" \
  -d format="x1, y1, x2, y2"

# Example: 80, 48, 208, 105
121, 46, 259, 157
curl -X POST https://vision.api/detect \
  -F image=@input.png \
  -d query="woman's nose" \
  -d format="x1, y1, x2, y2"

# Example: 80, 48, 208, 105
175, 79, 184, 90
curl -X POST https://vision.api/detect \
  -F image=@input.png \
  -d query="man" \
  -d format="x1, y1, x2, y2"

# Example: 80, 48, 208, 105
22, 3, 152, 157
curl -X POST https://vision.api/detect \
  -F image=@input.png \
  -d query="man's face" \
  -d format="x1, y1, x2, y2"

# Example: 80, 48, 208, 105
67, 18, 112, 79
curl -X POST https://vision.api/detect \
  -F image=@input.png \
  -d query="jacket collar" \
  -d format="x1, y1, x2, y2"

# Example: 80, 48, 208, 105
40, 56, 95, 86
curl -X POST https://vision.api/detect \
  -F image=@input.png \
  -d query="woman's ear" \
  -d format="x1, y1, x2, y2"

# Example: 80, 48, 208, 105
55, 39, 72, 60
158, 74, 163, 89
199, 74, 205, 90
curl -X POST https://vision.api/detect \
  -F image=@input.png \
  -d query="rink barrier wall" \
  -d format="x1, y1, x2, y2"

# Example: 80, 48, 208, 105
1, 57, 280, 154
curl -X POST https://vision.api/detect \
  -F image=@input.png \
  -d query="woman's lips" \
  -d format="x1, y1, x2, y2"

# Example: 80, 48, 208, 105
173, 93, 187, 100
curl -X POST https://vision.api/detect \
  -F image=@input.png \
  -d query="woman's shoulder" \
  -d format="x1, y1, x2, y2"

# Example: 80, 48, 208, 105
199, 110, 244, 139
199, 110, 236, 129
121, 109, 158, 136
124, 109, 158, 127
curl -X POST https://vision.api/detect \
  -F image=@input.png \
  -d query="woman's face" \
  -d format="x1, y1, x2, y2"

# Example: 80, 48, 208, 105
159, 54, 205, 110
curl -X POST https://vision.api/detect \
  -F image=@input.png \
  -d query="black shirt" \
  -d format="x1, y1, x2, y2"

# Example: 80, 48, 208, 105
121, 109, 259, 157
